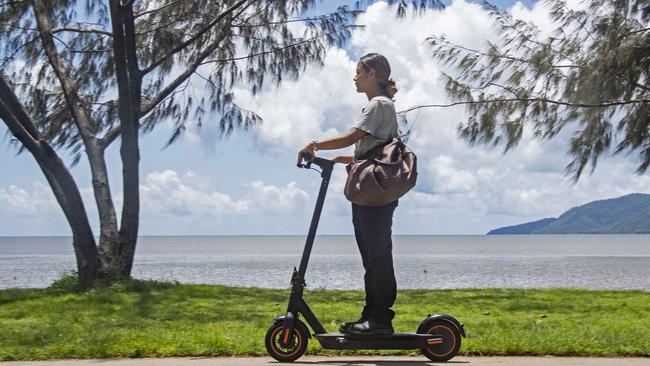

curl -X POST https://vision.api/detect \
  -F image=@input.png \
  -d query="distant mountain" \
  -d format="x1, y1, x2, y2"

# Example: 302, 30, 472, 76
487, 193, 650, 234
487, 218, 557, 235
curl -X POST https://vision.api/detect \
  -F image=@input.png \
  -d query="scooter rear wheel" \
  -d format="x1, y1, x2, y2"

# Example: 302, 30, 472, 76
419, 319, 461, 362
265, 322, 308, 362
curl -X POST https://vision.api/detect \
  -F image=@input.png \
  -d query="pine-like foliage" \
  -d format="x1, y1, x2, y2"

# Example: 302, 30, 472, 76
427, 0, 650, 181
0, 0, 365, 153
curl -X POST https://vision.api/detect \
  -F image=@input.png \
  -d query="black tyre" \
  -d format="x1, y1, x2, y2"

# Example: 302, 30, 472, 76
419, 320, 462, 362
265, 322, 308, 362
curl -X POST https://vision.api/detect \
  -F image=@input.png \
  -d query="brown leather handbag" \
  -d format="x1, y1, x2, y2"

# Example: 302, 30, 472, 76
344, 138, 417, 206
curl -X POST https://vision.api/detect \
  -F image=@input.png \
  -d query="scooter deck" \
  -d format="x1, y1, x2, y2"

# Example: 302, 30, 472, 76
314, 332, 443, 350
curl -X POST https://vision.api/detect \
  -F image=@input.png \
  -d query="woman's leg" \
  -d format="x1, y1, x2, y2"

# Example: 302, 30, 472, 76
351, 200, 398, 332
352, 203, 374, 319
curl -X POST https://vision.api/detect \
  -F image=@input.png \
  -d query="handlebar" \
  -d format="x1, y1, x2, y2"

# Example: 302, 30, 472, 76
297, 151, 335, 171
297, 151, 313, 168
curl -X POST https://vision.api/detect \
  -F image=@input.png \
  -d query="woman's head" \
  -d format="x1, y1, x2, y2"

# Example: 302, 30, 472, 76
353, 53, 398, 100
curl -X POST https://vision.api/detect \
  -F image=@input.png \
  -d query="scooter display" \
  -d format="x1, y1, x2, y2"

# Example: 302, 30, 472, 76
264, 152, 465, 362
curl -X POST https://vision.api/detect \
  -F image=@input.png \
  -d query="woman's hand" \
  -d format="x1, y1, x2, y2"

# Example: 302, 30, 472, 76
296, 144, 315, 167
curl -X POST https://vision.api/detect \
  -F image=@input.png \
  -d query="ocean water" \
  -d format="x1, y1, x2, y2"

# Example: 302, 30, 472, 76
1, 235, 649, 290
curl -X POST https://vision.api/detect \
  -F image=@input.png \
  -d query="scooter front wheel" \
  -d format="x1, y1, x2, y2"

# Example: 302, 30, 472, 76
419, 319, 461, 362
265, 322, 308, 362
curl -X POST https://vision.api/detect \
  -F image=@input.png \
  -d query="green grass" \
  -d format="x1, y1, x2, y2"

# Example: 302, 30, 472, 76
0, 279, 648, 360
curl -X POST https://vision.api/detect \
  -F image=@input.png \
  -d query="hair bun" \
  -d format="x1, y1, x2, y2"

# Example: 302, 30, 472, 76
386, 77, 398, 100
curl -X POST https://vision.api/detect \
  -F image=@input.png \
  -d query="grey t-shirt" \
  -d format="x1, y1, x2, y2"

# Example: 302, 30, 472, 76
353, 95, 398, 159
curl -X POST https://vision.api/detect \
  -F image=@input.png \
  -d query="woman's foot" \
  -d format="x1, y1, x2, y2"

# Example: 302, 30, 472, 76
339, 316, 368, 333
348, 320, 394, 335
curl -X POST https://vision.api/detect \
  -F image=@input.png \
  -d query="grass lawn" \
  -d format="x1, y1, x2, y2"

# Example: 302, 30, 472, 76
0, 279, 648, 360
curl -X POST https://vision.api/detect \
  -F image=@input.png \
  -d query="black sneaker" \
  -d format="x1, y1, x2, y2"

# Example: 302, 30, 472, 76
339, 316, 368, 333
348, 320, 394, 336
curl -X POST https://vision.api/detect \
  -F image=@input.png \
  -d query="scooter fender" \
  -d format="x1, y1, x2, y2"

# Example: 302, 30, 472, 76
273, 314, 312, 339
417, 314, 466, 338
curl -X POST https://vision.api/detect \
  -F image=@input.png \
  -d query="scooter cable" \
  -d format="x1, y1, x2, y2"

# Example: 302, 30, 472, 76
305, 167, 322, 175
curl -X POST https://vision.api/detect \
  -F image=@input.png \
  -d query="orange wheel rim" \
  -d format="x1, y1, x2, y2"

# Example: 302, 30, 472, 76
425, 324, 456, 357
271, 326, 302, 357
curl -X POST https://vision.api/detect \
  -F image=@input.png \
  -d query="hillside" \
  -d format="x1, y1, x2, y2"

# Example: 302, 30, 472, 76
488, 193, 650, 234
487, 218, 557, 235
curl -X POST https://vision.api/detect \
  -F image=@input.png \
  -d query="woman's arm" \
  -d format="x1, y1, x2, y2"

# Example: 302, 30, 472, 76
297, 128, 367, 165
330, 156, 354, 164
311, 127, 368, 151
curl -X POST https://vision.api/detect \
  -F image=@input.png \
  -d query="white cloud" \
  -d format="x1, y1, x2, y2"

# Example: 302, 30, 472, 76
0, 181, 59, 216
234, 48, 362, 153
140, 170, 311, 219
0, 170, 312, 235
426, 155, 477, 194
222, 0, 650, 233
2, 0, 649, 235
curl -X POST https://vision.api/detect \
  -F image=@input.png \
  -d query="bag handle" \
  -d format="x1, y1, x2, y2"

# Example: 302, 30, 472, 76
373, 138, 406, 165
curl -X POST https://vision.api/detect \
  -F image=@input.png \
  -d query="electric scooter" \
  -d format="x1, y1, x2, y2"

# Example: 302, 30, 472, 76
264, 152, 466, 362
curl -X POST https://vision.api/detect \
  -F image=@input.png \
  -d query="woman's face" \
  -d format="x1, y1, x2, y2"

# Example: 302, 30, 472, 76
354, 61, 375, 93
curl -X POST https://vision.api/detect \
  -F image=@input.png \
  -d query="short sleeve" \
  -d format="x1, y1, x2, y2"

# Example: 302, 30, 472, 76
353, 99, 383, 136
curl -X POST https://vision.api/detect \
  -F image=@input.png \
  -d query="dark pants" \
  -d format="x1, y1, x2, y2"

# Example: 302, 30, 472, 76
352, 200, 398, 326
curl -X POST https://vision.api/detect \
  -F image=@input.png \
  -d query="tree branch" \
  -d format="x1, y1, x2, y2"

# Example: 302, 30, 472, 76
634, 82, 650, 92
0, 35, 40, 68
101, 2, 254, 149
134, 0, 182, 19
139, 1, 254, 117
70, 48, 112, 54
51, 34, 72, 49
431, 38, 581, 69
486, 4, 546, 49
6, 23, 38, 32
32, 1, 95, 138
487, 81, 523, 97
201, 25, 353, 65
0, 74, 41, 141
141, 0, 250, 75
134, 15, 193, 36
101, 124, 121, 147
620, 27, 650, 38
0, 1, 27, 6
52, 27, 113, 37
194, 69, 258, 115
397, 97, 650, 115
141, 28, 232, 116
0, 77, 70, 217
231, 11, 351, 28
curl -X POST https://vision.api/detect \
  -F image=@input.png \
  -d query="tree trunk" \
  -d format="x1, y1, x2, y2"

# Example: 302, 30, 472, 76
0, 76, 99, 285
87, 143, 122, 276
32, 1, 121, 280
38, 143, 100, 285
110, 1, 142, 277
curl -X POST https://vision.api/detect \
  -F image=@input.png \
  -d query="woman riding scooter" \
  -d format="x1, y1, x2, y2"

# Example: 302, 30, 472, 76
297, 52, 399, 336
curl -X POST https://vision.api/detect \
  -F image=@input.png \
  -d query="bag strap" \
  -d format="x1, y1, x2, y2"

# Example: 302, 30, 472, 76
357, 137, 396, 159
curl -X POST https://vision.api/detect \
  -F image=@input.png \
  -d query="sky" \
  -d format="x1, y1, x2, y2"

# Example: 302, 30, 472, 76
2, 0, 649, 236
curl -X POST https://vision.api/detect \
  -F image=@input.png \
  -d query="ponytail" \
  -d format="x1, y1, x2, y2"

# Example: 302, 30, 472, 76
377, 77, 398, 101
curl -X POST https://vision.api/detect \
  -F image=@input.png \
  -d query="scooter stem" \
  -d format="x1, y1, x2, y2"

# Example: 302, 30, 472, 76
296, 156, 334, 285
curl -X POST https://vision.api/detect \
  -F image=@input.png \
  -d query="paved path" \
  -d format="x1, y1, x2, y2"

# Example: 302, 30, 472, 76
1, 357, 648, 366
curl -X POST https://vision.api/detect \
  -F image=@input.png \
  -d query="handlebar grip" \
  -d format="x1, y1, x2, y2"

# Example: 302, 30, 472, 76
297, 151, 313, 168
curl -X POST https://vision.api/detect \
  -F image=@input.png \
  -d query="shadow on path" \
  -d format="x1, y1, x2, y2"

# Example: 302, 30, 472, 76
284, 360, 469, 366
